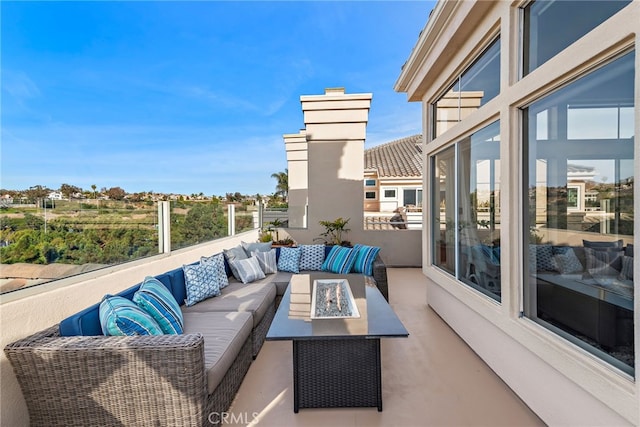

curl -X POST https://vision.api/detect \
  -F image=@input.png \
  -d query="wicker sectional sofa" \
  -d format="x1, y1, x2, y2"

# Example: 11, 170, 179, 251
4, 244, 388, 427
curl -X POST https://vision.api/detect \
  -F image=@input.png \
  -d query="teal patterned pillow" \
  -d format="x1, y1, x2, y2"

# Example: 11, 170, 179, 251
351, 244, 381, 275
201, 253, 230, 289
278, 246, 302, 273
321, 246, 357, 274
183, 262, 221, 306
99, 295, 164, 336
133, 276, 184, 334
251, 249, 277, 274
299, 244, 325, 271
231, 257, 266, 284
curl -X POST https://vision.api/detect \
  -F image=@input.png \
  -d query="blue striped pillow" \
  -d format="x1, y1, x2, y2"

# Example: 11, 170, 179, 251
133, 276, 184, 334
99, 295, 164, 336
321, 246, 357, 274
352, 244, 381, 276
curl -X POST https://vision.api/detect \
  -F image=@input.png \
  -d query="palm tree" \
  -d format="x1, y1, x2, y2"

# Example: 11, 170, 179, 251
91, 184, 97, 200
271, 169, 288, 201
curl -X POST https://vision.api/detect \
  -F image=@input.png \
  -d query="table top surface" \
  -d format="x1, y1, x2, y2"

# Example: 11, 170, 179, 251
266, 272, 409, 341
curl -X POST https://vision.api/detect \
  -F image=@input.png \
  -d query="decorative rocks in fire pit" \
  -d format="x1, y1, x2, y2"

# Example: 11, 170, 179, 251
310, 279, 360, 319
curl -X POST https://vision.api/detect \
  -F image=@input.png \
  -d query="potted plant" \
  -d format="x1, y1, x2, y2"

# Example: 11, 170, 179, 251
316, 217, 351, 246
263, 219, 296, 247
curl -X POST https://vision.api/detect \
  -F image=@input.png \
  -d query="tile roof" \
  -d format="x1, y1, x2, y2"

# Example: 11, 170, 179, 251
365, 134, 423, 178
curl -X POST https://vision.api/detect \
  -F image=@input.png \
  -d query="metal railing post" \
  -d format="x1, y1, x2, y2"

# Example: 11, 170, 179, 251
228, 204, 236, 236
158, 201, 171, 254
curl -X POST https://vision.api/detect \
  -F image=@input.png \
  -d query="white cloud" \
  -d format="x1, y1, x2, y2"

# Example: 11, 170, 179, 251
2, 70, 41, 100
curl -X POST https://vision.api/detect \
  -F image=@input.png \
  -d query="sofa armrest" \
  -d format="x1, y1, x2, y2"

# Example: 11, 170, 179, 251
372, 254, 389, 302
5, 326, 208, 426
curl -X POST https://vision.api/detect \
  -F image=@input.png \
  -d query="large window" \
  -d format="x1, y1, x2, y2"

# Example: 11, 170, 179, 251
523, 52, 635, 375
433, 37, 500, 138
522, 0, 630, 76
432, 121, 501, 301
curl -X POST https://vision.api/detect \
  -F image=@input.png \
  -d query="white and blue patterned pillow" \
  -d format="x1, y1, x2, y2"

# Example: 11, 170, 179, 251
298, 244, 325, 271
201, 253, 230, 289
182, 262, 221, 307
133, 276, 183, 334
351, 244, 381, 276
231, 257, 266, 284
251, 249, 277, 274
553, 248, 583, 275
99, 295, 164, 336
529, 244, 558, 272
278, 246, 302, 273
321, 246, 357, 274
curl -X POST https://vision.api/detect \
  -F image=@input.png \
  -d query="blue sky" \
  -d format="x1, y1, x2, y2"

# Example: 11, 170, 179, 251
1, 1, 434, 196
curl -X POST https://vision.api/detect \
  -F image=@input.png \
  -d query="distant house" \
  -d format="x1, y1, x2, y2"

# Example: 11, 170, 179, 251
364, 134, 423, 212
48, 191, 63, 200
0, 195, 14, 206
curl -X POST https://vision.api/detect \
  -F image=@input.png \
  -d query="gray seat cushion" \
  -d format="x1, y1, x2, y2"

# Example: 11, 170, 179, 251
182, 311, 252, 395
182, 280, 276, 328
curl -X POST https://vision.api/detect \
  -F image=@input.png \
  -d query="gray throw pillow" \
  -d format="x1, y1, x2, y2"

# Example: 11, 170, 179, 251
583, 239, 624, 250
585, 247, 624, 277
618, 255, 633, 281
241, 241, 272, 255
223, 245, 249, 280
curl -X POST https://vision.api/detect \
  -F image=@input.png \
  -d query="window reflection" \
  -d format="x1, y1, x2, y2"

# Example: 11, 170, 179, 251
432, 121, 501, 301
523, 52, 635, 375
522, 0, 630, 75
433, 37, 500, 138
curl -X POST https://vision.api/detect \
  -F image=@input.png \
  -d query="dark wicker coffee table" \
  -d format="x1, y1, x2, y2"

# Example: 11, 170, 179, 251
266, 273, 408, 412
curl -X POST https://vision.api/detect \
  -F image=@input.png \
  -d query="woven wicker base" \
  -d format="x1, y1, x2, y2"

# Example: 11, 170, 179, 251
293, 338, 382, 412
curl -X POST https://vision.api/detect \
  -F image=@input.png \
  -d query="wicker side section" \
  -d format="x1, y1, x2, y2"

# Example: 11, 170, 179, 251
5, 326, 207, 427
251, 301, 275, 358
372, 254, 389, 301
294, 338, 381, 411
204, 336, 252, 426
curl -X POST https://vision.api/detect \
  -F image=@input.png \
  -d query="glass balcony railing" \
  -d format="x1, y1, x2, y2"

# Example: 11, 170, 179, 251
0, 199, 258, 295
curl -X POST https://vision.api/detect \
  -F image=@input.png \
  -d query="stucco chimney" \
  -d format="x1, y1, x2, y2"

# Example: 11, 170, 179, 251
299, 88, 372, 234
283, 130, 309, 228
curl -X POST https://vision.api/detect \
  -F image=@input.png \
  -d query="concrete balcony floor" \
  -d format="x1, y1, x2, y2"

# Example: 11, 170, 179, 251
230, 268, 544, 426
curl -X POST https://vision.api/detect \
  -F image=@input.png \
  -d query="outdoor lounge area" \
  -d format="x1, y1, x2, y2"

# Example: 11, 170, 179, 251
1, 257, 543, 426
1, 1, 639, 425
229, 268, 543, 426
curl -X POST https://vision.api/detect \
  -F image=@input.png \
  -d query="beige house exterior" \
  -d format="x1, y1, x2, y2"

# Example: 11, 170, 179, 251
363, 134, 423, 213
282, 87, 422, 265
395, 1, 639, 425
